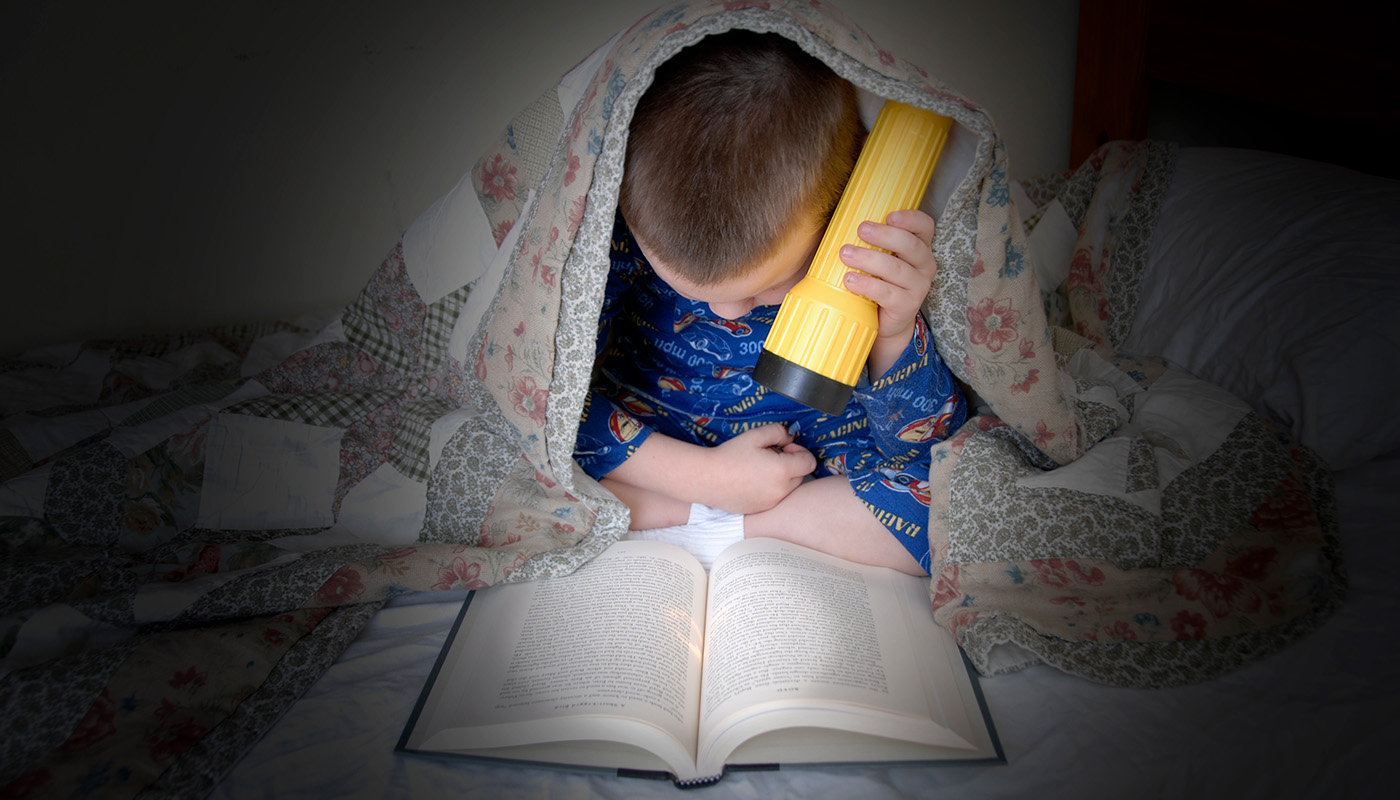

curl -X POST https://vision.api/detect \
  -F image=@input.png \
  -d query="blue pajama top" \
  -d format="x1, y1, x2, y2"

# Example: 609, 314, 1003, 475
574, 212, 966, 570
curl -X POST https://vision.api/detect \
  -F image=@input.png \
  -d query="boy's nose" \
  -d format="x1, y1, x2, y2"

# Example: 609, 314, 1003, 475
707, 300, 752, 320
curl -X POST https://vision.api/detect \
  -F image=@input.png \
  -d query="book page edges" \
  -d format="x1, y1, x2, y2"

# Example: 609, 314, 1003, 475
416, 715, 695, 778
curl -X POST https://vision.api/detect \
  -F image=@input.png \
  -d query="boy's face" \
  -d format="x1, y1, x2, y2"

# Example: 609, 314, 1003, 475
639, 218, 823, 321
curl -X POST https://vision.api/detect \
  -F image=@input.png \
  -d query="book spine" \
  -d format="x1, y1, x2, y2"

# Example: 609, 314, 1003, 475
673, 772, 726, 788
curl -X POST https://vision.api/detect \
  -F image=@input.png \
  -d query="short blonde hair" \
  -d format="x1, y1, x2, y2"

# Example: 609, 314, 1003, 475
620, 31, 862, 285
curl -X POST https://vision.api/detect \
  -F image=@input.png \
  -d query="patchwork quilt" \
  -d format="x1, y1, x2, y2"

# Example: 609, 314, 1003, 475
0, 1, 1343, 796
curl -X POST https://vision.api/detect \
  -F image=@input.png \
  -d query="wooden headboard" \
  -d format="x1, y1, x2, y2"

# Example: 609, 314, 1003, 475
1070, 0, 1400, 178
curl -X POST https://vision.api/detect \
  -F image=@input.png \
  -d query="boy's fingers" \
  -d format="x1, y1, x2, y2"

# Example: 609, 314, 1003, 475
780, 446, 817, 475
749, 422, 794, 447
870, 212, 938, 260
843, 268, 900, 306
857, 222, 935, 272
841, 247, 919, 294
885, 209, 936, 244
856, 221, 912, 252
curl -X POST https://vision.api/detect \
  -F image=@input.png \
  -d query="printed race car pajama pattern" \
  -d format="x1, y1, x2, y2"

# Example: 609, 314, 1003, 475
574, 213, 966, 571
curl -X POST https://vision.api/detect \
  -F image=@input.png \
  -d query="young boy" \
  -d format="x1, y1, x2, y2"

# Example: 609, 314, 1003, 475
574, 31, 965, 576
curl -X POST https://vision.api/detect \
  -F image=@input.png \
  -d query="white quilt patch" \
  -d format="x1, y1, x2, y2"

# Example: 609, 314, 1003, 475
403, 170, 499, 307
1015, 350, 1252, 509
272, 461, 427, 551
196, 413, 344, 530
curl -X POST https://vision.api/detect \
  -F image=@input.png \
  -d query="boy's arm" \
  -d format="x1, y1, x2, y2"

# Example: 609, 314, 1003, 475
602, 423, 816, 516
839, 209, 965, 455
743, 475, 928, 576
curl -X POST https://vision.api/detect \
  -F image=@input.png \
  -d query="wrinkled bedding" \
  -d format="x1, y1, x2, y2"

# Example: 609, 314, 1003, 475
0, 1, 1345, 796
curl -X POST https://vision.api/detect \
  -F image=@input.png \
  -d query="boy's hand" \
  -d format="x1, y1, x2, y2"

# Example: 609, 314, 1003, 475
701, 423, 815, 514
838, 209, 938, 379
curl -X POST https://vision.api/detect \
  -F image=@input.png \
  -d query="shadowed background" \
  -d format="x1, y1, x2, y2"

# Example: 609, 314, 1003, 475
0, 0, 1080, 356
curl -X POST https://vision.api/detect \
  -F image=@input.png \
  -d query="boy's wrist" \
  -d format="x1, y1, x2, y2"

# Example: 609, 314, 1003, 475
868, 313, 927, 383
875, 324, 915, 349
869, 326, 915, 380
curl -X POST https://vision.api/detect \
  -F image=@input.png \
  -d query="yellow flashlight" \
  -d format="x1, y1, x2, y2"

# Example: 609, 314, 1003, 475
754, 100, 952, 416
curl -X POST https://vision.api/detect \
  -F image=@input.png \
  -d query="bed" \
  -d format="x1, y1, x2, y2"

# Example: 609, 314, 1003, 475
3, 1, 1395, 797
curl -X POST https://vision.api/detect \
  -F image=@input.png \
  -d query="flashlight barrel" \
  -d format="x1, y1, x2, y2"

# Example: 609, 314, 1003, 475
757, 101, 952, 415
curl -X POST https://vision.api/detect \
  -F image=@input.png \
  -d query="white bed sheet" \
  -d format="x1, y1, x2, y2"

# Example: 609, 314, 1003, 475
215, 454, 1398, 799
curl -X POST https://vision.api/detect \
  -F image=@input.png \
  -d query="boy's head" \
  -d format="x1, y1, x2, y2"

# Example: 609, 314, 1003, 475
620, 31, 862, 291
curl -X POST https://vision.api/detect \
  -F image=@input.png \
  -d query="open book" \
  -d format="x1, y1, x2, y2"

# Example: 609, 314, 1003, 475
397, 537, 1002, 786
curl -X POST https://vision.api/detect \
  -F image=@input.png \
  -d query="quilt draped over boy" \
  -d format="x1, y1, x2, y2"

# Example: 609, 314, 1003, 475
0, 1, 1342, 796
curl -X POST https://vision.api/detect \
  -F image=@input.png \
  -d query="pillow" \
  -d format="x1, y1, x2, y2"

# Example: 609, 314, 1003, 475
1121, 147, 1400, 470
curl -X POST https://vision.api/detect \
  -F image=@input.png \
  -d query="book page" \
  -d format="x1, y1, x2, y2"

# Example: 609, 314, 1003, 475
410, 540, 707, 773
696, 538, 975, 770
